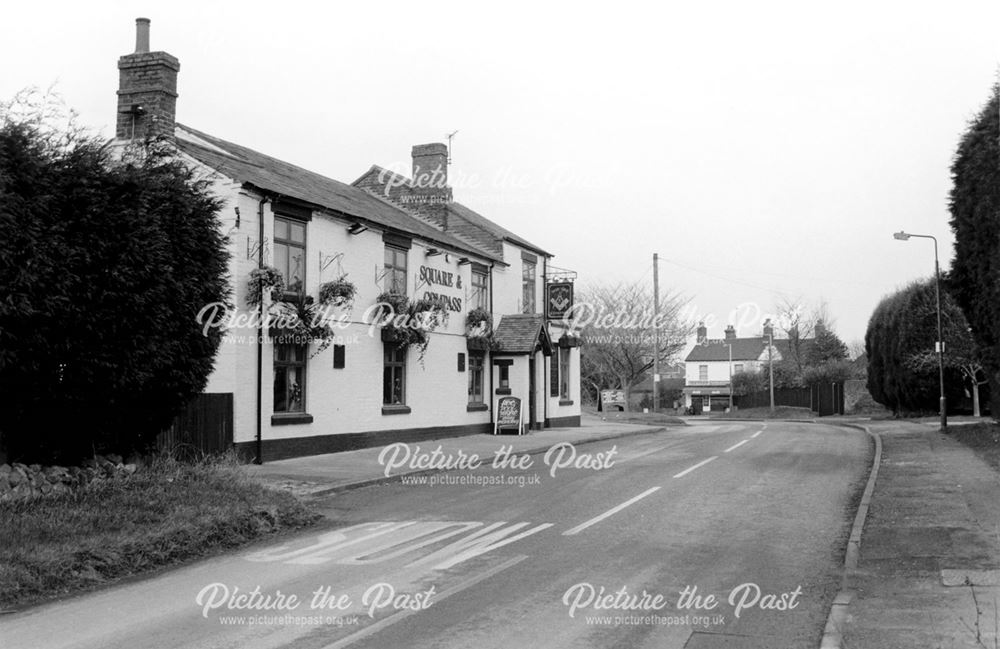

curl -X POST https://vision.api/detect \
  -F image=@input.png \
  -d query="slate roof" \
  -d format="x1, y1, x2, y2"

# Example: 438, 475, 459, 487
685, 337, 817, 362
353, 165, 550, 259
493, 314, 553, 354
173, 125, 502, 263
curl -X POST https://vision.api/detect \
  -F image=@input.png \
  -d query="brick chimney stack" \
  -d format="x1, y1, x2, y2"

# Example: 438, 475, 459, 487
409, 143, 452, 229
116, 18, 180, 141
724, 325, 736, 340
696, 322, 707, 344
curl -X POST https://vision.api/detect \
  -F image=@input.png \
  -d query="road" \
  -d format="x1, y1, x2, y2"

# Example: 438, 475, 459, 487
0, 420, 872, 649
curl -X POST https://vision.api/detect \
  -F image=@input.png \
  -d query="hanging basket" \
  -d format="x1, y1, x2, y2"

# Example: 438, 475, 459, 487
318, 276, 357, 307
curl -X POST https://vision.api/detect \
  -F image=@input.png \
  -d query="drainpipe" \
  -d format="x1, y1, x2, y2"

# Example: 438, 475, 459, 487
542, 255, 548, 430
488, 262, 494, 421
255, 194, 270, 464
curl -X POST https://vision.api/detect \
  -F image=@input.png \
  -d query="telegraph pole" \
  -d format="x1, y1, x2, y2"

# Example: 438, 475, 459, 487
653, 253, 660, 413
766, 319, 775, 413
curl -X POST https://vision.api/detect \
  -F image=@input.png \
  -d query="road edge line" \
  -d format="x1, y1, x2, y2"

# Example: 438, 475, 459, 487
819, 424, 882, 649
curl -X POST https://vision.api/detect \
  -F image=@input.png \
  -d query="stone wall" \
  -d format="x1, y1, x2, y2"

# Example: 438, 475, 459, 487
0, 456, 137, 501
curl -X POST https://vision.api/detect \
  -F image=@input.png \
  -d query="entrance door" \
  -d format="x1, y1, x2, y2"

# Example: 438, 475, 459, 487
528, 356, 537, 430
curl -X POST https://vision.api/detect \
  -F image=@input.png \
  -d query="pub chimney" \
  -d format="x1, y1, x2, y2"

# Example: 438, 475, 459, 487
116, 18, 180, 141
724, 325, 736, 340
409, 142, 452, 229
696, 322, 707, 344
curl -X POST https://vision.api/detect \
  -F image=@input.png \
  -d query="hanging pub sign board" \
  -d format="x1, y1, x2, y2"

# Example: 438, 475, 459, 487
546, 282, 574, 320
598, 389, 627, 412
494, 396, 523, 435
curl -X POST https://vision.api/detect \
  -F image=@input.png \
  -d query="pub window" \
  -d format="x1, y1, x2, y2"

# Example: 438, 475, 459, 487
550, 356, 560, 397
274, 344, 306, 413
472, 269, 489, 310
699, 365, 708, 381
384, 245, 407, 295
559, 348, 571, 399
521, 260, 536, 314
383, 344, 407, 405
468, 354, 485, 404
274, 216, 306, 297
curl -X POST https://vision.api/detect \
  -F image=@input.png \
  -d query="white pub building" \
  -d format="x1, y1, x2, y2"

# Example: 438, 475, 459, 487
113, 19, 581, 460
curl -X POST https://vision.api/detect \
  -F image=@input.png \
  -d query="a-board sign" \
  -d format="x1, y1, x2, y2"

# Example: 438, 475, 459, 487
598, 389, 627, 412
494, 396, 523, 435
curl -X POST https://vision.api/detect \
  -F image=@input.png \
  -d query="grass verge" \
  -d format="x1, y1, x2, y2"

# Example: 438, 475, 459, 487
0, 453, 320, 610
949, 421, 1000, 472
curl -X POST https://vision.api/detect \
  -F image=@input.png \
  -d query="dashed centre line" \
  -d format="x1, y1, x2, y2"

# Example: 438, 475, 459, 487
724, 440, 749, 453
562, 487, 661, 536
672, 456, 718, 478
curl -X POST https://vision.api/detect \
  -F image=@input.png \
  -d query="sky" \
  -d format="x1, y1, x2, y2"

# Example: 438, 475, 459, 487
2, 1, 997, 347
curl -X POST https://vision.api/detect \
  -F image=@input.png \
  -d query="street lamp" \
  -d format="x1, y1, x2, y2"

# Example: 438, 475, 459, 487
893, 231, 947, 432
724, 341, 734, 412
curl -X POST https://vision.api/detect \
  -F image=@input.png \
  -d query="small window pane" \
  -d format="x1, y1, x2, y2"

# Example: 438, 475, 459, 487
290, 222, 305, 244
274, 244, 289, 280
274, 367, 288, 411
287, 249, 304, 293
274, 219, 289, 241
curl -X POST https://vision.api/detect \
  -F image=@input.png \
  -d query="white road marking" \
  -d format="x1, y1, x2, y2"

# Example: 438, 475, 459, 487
244, 521, 550, 570
672, 456, 718, 478
321, 554, 529, 649
751, 430, 763, 438
724, 440, 749, 453
562, 487, 661, 536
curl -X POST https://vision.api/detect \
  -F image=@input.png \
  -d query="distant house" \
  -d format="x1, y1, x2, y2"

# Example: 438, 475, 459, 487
683, 321, 815, 413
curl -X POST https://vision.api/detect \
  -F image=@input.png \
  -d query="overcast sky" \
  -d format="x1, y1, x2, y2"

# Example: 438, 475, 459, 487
3, 1, 997, 346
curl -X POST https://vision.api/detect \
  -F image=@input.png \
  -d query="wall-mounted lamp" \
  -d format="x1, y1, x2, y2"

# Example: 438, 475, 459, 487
457, 257, 472, 266
347, 222, 368, 235
425, 247, 443, 257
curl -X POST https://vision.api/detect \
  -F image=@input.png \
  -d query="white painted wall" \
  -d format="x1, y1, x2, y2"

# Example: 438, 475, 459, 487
190, 159, 577, 450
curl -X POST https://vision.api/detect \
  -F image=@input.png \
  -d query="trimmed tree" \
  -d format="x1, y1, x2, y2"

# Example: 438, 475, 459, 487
865, 279, 972, 415
0, 99, 229, 463
948, 84, 1000, 415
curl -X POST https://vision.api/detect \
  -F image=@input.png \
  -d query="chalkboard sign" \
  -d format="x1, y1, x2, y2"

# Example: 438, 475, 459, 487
494, 396, 523, 435
598, 389, 627, 412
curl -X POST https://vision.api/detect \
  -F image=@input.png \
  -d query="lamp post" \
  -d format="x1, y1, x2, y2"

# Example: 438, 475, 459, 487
893, 231, 947, 432
724, 341, 734, 412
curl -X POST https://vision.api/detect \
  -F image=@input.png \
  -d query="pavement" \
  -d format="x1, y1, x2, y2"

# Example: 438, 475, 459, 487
245, 414, 668, 497
838, 419, 1000, 649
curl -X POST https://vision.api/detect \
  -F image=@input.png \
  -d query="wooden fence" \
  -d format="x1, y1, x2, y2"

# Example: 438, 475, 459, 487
157, 392, 234, 458
734, 383, 844, 416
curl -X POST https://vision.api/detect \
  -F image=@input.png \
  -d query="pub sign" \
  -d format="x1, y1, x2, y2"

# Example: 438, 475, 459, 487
546, 282, 574, 319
